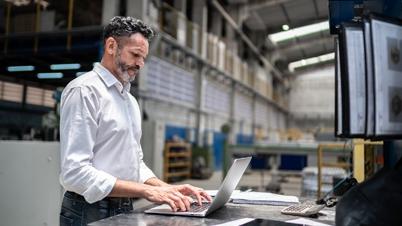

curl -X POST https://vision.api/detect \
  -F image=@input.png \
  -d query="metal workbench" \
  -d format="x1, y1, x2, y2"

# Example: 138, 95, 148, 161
225, 142, 352, 171
228, 141, 351, 156
89, 202, 335, 226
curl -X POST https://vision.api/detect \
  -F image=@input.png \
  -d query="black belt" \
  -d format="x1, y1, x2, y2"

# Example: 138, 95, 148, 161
65, 191, 134, 209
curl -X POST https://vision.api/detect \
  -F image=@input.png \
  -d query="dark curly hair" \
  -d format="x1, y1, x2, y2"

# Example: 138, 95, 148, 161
103, 16, 155, 44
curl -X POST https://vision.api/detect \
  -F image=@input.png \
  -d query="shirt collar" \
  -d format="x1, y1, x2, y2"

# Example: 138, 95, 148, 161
93, 63, 131, 93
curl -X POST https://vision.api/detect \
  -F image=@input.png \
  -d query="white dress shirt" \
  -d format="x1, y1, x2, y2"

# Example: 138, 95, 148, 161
59, 63, 156, 203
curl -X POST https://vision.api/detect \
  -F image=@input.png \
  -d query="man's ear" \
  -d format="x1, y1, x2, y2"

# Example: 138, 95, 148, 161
105, 37, 117, 55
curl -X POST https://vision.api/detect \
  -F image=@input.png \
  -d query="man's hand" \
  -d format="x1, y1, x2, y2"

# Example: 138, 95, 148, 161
143, 178, 212, 207
111, 179, 212, 212
143, 185, 193, 212
169, 184, 213, 206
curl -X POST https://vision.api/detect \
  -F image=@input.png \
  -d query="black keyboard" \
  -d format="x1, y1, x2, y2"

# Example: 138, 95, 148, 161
189, 202, 211, 212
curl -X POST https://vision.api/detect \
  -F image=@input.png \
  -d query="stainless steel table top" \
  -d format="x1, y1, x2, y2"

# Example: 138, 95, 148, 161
89, 203, 335, 226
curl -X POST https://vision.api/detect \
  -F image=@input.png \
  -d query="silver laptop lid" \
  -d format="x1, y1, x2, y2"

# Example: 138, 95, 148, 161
205, 156, 251, 215
144, 156, 251, 217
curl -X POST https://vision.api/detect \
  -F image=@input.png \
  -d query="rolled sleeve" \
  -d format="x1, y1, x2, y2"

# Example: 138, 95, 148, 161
139, 161, 156, 183
137, 144, 156, 183
59, 86, 116, 203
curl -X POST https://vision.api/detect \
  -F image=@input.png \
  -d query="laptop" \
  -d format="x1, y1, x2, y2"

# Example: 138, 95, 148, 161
144, 156, 252, 217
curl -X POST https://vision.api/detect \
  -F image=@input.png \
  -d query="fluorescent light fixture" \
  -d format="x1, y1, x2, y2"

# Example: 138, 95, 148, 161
37, 72, 63, 79
282, 24, 289, 31
7, 65, 35, 72
289, 52, 334, 72
76, 71, 87, 77
50, 63, 81, 70
269, 21, 329, 44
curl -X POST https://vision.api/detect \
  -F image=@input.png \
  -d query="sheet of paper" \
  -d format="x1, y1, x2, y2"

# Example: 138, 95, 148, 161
206, 190, 241, 197
286, 218, 332, 226
231, 191, 299, 203
212, 218, 255, 226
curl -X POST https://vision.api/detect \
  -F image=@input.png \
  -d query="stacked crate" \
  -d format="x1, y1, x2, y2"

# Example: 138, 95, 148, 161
217, 40, 226, 71
225, 51, 234, 76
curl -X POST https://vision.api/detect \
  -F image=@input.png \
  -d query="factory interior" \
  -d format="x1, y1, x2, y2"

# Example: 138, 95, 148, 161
1, 0, 402, 225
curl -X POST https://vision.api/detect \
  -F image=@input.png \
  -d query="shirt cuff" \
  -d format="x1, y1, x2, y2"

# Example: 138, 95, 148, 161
139, 161, 156, 183
82, 171, 117, 204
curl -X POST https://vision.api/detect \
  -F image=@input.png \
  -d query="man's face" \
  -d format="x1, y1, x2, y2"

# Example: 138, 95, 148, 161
113, 33, 149, 84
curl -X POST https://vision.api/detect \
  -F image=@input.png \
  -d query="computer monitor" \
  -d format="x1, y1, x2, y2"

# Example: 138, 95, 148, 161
338, 23, 366, 137
371, 16, 402, 137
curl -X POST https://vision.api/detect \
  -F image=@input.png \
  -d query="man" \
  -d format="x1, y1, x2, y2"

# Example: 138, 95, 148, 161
59, 16, 211, 225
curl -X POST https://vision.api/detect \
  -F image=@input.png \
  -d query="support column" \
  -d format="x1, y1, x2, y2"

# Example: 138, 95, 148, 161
102, 0, 120, 25
126, 0, 147, 21
227, 5, 241, 53
211, 9, 222, 37
174, 0, 187, 13
192, 0, 208, 58
225, 20, 237, 55
251, 94, 256, 139
228, 82, 237, 145
195, 65, 207, 146
174, 0, 187, 46
223, 81, 237, 178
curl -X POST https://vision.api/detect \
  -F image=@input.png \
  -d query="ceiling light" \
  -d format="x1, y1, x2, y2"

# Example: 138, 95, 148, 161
288, 52, 335, 72
282, 24, 289, 31
37, 72, 63, 79
50, 63, 80, 70
5, 0, 30, 6
269, 21, 329, 44
7, 65, 35, 72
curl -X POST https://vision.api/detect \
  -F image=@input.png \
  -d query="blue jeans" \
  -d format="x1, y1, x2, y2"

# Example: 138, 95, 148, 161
60, 191, 134, 226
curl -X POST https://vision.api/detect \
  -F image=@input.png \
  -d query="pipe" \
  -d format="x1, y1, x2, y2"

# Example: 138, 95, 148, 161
34, 2, 41, 53
4, 2, 12, 54
67, 0, 74, 51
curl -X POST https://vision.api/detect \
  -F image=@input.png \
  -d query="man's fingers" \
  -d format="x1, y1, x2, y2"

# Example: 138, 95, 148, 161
186, 196, 194, 204
176, 193, 191, 211
187, 186, 203, 205
177, 193, 191, 210
200, 190, 213, 202
168, 193, 186, 211
180, 184, 205, 205
164, 198, 177, 212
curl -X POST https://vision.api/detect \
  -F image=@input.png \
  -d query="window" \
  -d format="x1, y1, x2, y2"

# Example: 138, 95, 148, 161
26, 86, 43, 106
1, 82, 23, 103
26, 86, 55, 107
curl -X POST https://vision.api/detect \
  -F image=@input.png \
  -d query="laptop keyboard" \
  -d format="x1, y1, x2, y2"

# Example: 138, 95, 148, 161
189, 202, 211, 212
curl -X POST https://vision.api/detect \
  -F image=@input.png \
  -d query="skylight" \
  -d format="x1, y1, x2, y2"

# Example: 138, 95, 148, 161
288, 52, 334, 72
7, 65, 35, 72
37, 72, 64, 79
269, 21, 329, 44
50, 63, 81, 70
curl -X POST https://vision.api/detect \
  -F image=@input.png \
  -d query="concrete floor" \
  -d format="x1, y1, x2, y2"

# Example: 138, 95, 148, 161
134, 170, 303, 209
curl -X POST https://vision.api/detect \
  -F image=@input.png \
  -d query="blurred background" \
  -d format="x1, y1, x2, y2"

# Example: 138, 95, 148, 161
0, 0, 398, 225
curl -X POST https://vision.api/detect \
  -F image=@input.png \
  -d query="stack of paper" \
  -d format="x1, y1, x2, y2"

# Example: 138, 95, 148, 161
230, 191, 300, 206
206, 190, 241, 197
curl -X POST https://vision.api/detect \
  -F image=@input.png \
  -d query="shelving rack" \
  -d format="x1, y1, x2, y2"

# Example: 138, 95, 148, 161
163, 142, 192, 182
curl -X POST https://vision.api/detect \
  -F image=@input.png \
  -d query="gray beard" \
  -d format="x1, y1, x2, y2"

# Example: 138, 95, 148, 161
115, 55, 136, 84
121, 70, 136, 84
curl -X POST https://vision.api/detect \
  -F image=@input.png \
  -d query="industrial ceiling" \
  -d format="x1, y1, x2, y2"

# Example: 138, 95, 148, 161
230, 0, 333, 74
